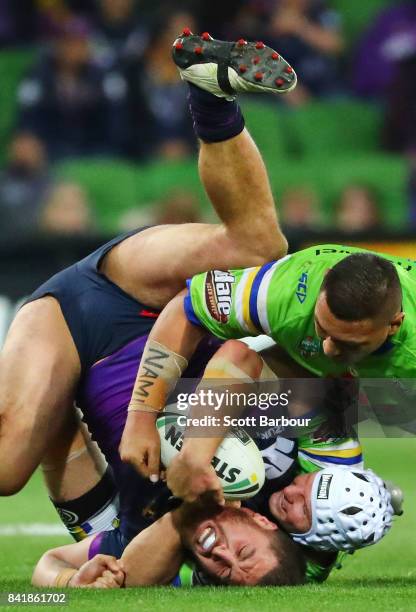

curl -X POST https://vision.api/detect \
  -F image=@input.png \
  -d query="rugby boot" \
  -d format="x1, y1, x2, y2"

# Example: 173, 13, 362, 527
172, 28, 297, 100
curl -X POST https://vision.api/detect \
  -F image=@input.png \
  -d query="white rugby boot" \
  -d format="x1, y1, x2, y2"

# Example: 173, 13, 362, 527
172, 28, 297, 100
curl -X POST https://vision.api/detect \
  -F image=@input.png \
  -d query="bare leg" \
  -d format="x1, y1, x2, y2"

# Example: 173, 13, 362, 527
41, 412, 106, 502
198, 129, 284, 259
102, 129, 287, 309
0, 298, 80, 494
41, 413, 118, 539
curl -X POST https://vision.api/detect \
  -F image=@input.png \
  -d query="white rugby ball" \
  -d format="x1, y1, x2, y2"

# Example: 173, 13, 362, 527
156, 413, 265, 500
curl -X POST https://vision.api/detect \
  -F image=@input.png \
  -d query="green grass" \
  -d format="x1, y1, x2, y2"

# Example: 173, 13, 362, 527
0, 439, 415, 611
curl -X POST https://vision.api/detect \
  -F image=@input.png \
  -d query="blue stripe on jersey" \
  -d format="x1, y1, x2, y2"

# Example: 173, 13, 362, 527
171, 574, 181, 587
184, 279, 203, 327
249, 262, 275, 332
301, 450, 363, 466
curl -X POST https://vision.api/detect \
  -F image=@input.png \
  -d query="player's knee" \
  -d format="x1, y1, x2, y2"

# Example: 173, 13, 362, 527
0, 471, 29, 496
258, 232, 288, 263
0, 418, 38, 495
215, 340, 263, 378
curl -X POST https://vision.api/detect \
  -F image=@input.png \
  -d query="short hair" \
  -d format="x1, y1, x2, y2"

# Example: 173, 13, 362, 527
258, 529, 306, 586
193, 528, 306, 587
321, 253, 402, 321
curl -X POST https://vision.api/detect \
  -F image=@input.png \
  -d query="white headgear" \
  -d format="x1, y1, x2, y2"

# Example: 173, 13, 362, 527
291, 467, 394, 552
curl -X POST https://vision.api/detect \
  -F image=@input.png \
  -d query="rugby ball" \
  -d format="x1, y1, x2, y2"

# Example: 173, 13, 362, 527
156, 413, 265, 500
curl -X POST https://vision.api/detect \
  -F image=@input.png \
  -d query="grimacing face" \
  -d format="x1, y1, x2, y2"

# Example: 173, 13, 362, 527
181, 506, 279, 585
314, 291, 403, 365
269, 472, 316, 534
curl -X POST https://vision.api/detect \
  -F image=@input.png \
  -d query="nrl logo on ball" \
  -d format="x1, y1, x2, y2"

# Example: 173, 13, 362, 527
205, 270, 235, 323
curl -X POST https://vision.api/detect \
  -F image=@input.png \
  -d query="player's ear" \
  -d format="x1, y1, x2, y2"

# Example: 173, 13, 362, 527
388, 311, 405, 335
250, 512, 278, 531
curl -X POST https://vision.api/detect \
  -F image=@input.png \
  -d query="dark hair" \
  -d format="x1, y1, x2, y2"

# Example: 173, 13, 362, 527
258, 529, 306, 586
321, 253, 402, 321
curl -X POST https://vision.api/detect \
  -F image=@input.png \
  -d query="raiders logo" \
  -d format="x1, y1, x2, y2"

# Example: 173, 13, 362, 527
205, 270, 235, 323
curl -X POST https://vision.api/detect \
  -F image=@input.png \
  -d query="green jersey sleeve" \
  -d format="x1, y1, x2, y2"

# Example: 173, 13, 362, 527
185, 267, 261, 339
184, 257, 295, 340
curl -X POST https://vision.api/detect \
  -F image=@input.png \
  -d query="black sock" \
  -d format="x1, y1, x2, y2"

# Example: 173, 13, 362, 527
51, 467, 119, 541
187, 83, 245, 143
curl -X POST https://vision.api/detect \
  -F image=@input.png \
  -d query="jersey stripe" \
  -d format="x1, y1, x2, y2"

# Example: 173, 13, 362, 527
184, 279, 204, 327
256, 254, 292, 334
235, 268, 259, 334
301, 445, 362, 459
300, 450, 363, 466
242, 267, 260, 334
249, 262, 275, 332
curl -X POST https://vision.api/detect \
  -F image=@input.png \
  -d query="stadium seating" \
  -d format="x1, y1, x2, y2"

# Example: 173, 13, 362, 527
55, 158, 210, 233
0, 49, 34, 162
329, 0, 392, 44
269, 154, 408, 228
0, 2, 410, 232
283, 100, 383, 157
55, 149, 408, 232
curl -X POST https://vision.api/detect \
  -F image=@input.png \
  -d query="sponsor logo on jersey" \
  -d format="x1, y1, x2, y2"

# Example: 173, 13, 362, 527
317, 473, 333, 500
205, 270, 235, 323
296, 272, 308, 303
299, 336, 321, 358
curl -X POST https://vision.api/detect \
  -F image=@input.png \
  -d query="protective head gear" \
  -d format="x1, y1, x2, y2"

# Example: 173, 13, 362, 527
291, 467, 393, 552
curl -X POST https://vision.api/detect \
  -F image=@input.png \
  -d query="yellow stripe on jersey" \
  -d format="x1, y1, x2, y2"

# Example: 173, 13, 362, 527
301, 445, 362, 459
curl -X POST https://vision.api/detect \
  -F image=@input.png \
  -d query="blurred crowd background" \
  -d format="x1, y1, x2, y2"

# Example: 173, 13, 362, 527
1, 0, 416, 257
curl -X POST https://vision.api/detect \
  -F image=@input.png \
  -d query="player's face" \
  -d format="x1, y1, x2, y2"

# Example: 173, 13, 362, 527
314, 293, 392, 364
268, 472, 315, 533
182, 506, 279, 585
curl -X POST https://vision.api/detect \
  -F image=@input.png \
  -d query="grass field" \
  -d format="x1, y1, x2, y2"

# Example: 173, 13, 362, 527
1, 438, 415, 611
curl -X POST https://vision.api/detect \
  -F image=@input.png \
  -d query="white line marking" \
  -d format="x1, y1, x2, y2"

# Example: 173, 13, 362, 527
0, 523, 67, 536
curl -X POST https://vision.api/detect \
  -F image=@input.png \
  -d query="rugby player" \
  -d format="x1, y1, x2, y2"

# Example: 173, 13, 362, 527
32, 501, 306, 588
30, 443, 395, 588
121, 33, 416, 493
31, 342, 396, 587
0, 30, 296, 500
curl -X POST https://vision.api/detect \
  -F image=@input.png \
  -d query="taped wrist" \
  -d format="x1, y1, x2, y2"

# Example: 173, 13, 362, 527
54, 568, 78, 588
128, 340, 188, 412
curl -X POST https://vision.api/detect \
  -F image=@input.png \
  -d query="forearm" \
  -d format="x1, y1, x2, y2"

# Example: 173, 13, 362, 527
181, 348, 267, 462
32, 551, 77, 588
129, 290, 206, 413
122, 513, 184, 586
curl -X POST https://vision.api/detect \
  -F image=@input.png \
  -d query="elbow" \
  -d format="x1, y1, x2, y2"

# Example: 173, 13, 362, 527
31, 554, 47, 587
214, 340, 264, 379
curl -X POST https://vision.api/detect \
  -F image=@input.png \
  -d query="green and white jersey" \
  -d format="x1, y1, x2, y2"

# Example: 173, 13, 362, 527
184, 244, 416, 379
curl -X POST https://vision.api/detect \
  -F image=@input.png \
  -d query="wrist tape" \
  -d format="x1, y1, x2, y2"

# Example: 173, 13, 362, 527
54, 568, 78, 588
128, 340, 188, 412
